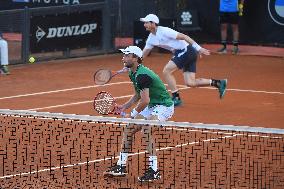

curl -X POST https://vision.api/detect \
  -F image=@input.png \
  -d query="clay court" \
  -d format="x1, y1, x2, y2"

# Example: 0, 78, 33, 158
0, 49, 284, 188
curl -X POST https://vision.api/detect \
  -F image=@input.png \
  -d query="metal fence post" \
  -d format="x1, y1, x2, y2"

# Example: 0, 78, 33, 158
22, 6, 30, 64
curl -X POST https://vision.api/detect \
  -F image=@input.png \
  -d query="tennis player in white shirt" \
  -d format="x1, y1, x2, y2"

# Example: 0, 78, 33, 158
140, 14, 227, 106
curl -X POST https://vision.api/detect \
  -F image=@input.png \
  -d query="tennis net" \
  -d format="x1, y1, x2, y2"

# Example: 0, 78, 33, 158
0, 109, 283, 189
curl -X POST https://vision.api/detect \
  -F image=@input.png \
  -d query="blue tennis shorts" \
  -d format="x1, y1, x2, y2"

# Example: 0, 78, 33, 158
171, 45, 198, 73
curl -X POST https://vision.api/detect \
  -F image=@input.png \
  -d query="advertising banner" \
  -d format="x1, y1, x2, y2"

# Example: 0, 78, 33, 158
30, 10, 102, 53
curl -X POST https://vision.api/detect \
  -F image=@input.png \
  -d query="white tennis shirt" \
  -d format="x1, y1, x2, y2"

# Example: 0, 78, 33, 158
144, 26, 188, 52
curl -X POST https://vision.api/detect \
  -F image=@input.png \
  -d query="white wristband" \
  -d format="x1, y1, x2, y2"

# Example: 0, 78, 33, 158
192, 42, 201, 51
130, 109, 139, 118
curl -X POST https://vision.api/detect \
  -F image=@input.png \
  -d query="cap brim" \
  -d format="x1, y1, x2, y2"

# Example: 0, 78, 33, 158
140, 18, 147, 22
119, 49, 130, 54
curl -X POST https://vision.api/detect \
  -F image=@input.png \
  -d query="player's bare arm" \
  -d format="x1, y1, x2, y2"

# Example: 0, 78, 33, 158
122, 93, 140, 110
142, 48, 152, 58
176, 33, 195, 45
176, 33, 210, 56
134, 88, 150, 113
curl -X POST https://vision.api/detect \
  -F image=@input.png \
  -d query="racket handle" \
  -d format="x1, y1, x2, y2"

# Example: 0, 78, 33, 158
117, 67, 129, 74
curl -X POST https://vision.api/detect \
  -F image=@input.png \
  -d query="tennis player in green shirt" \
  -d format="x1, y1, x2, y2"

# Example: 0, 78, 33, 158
103, 46, 174, 182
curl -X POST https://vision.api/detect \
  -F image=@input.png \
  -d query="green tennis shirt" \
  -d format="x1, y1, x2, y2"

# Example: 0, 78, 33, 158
129, 64, 173, 108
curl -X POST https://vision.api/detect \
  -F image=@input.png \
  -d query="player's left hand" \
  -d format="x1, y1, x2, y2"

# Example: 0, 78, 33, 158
114, 104, 129, 117
114, 104, 123, 114
198, 48, 210, 58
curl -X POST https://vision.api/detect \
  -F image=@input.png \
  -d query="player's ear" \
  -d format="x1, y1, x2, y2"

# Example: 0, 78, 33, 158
137, 57, 143, 64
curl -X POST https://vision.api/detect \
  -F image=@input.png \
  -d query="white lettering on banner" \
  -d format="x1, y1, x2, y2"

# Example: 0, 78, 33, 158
45, 23, 97, 39
74, 25, 81, 35
57, 27, 66, 37
88, 23, 97, 33
81, 24, 89, 35
64, 26, 75, 36
32, 0, 80, 5
46, 28, 56, 38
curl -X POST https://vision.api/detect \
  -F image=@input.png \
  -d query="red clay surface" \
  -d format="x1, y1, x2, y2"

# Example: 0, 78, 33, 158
0, 52, 284, 188
0, 53, 283, 128
204, 44, 284, 58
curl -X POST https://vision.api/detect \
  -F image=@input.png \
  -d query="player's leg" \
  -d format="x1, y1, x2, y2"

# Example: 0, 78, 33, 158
104, 121, 142, 177
185, 74, 228, 99
138, 105, 174, 182
182, 47, 227, 99
0, 39, 10, 75
163, 60, 181, 106
231, 12, 240, 54
164, 46, 199, 106
163, 60, 179, 92
183, 49, 211, 87
184, 73, 227, 99
139, 106, 160, 160
218, 12, 228, 54
183, 72, 211, 87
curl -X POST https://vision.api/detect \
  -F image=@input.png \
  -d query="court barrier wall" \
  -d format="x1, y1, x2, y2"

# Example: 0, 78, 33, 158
0, 2, 112, 65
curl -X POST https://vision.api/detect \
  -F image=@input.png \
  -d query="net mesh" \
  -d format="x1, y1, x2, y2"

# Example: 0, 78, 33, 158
0, 109, 283, 189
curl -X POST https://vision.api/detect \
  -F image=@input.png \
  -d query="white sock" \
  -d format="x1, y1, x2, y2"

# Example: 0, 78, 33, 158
117, 152, 128, 166
149, 156, 158, 171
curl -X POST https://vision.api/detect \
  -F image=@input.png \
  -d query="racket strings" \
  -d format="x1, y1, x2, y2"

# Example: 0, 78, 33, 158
94, 70, 112, 85
94, 92, 115, 114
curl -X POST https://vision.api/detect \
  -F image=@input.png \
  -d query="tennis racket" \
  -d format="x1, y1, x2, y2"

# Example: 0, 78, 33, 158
94, 67, 129, 85
93, 91, 125, 116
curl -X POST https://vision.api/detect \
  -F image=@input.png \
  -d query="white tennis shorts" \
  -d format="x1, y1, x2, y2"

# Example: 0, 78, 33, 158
139, 104, 174, 122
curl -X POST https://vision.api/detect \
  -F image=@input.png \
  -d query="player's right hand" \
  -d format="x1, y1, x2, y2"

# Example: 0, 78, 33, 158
198, 48, 210, 58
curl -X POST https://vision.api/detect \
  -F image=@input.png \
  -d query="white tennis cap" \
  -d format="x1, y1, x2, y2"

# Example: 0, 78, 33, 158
140, 14, 159, 24
119, 46, 143, 58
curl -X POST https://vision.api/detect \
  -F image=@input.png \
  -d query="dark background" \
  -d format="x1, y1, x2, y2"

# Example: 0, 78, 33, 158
0, 0, 283, 46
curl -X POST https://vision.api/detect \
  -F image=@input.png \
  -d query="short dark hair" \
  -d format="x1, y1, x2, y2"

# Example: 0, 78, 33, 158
0, 32, 3, 38
150, 21, 158, 26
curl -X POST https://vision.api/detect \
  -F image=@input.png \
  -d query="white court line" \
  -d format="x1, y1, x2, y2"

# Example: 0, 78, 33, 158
27, 95, 133, 111
0, 82, 283, 101
0, 134, 239, 179
0, 81, 131, 100
26, 84, 283, 111
26, 86, 191, 111
176, 85, 284, 95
